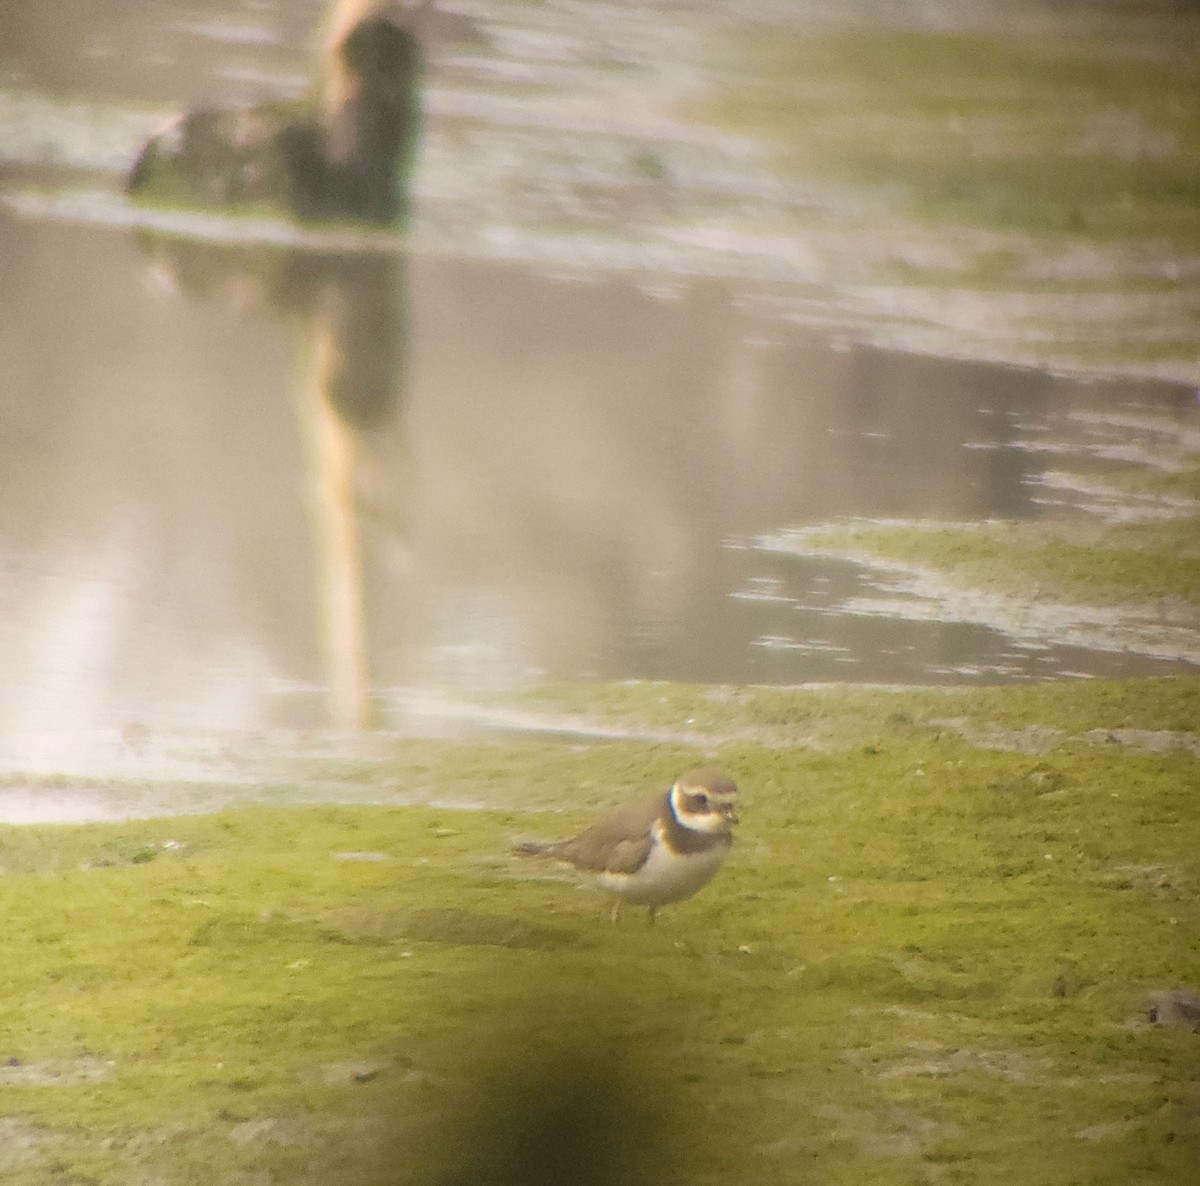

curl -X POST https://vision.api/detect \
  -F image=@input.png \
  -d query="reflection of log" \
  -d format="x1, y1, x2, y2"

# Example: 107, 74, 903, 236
126, 15, 422, 225
129, 229, 410, 728
131, 234, 408, 433
304, 343, 371, 730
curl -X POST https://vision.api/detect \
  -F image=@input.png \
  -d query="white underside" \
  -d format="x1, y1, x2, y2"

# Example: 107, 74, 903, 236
595, 825, 728, 907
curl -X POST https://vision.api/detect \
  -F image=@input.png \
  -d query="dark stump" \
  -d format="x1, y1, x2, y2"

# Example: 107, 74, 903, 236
126, 16, 422, 227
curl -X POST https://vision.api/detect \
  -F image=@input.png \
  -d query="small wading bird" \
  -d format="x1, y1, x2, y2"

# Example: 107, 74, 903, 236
514, 769, 739, 923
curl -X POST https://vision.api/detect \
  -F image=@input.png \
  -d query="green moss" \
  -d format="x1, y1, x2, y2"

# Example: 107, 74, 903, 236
0, 678, 1197, 1183
676, 9, 1200, 376
1099, 462, 1200, 503
483, 676, 1200, 748
789, 517, 1200, 608
703, 24, 1200, 248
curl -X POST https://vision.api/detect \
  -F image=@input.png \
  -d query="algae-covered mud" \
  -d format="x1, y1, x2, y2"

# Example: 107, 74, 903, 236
1, 680, 1198, 1185
695, 2, 1200, 378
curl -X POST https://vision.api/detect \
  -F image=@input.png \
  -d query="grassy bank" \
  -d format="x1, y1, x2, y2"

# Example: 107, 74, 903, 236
1, 677, 1197, 1184
769, 515, 1200, 608
707, 20, 1200, 248
693, 3, 1200, 377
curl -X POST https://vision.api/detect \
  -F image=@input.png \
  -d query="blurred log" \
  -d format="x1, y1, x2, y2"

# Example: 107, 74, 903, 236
126, 13, 422, 226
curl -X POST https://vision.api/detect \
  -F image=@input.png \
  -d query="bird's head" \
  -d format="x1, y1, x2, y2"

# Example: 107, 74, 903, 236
669, 768, 739, 834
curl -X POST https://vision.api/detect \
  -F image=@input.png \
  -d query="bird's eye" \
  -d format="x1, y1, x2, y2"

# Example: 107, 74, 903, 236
687, 792, 709, 811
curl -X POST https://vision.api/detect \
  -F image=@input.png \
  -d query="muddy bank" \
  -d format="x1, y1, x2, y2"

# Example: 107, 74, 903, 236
2, 676, 1196, 823
0, 684, 1196, 1184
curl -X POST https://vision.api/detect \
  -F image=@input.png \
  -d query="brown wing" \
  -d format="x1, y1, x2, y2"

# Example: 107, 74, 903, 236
599, 833, 655, 876
552, 790, 666, 874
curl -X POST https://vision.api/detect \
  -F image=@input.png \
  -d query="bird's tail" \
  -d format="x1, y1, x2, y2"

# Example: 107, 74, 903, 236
512, 839, 555, 859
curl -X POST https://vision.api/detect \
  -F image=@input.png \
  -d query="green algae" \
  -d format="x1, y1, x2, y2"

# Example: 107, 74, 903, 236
1, 678, 1197, 1184
690, 7, 1200, 379
704, 22, 1200, 248
473, 675, 1200, 745
791, 518, 1200, 608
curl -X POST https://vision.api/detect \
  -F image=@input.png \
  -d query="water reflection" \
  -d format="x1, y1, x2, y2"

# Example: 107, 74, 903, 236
0, 208, 1196, 770
132, 230, 410, 729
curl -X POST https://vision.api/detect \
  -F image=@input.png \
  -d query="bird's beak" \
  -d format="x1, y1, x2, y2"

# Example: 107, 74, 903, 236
724, 805, 739, 825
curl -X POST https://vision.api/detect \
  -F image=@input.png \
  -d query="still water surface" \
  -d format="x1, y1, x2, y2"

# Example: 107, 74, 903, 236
1, 0, 1197, 778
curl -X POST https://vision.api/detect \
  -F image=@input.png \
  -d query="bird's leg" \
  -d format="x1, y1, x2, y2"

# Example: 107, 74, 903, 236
647, 905, 658, 926
610, 900, 621, 925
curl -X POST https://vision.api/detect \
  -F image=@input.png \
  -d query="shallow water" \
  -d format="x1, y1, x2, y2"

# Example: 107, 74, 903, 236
1, 1, 1197, 785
